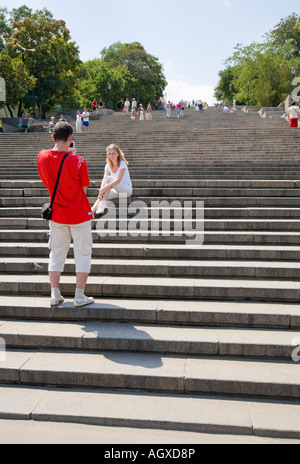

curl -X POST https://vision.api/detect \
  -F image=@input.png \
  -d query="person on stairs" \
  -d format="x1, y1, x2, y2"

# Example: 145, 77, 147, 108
92, 144, 133, 216
287, 101, 300, 128
37, 122, 94, 308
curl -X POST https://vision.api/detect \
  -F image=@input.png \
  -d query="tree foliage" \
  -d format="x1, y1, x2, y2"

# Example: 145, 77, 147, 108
0, 54, 36, 116
0, 6, 167, 117
77, 59, 131, 109
2, 5, 80, 117
101, 42, 167, 105
214, 13, 300, 106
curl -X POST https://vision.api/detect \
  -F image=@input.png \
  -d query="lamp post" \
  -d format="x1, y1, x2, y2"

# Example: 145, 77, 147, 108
247, 81, 250, 107
17, 43, 36, 118
108, 84, 112, 109
291, 65, 296, 97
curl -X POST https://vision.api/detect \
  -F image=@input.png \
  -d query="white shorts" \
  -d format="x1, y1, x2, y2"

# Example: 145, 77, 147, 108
107, 176, 133, 200
49, 220, 93, 273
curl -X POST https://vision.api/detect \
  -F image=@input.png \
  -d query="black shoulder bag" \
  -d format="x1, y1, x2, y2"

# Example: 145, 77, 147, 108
41, 152, 69, 220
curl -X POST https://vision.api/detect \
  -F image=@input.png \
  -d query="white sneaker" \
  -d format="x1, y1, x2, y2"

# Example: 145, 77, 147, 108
73, 296, 95, 307
50, 296, 64, 307
95, 202, 107, 215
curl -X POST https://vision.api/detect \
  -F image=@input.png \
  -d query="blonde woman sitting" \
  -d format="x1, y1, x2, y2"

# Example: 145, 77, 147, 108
92, 144, 133, 216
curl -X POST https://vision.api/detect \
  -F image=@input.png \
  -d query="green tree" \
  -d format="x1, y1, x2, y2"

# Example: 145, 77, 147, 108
0, 7, 11, 53
0, 53, 36, 116
214, 67, 239, 104
5, 7, 80, 118
101, 42, 167, 105
215, 13, 300, 107
77, 59, 130, 109
267, 13, 300, 57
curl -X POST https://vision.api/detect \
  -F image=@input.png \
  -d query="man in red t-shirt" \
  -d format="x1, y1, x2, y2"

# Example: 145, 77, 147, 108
38, 122, 94, 308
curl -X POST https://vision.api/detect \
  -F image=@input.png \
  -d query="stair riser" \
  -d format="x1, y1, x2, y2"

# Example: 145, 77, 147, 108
0, 364, 298, 400
0, 281, 299, 303
1, 261, 300, 280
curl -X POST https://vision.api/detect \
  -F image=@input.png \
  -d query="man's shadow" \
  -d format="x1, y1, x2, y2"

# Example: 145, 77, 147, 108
54, 301, 163, 368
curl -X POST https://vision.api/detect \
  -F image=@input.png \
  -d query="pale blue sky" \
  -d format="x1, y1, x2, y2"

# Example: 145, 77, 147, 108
2, 0, 300, 103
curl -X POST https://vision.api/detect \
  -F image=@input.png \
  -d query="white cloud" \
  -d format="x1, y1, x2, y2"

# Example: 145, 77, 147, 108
223, 0, 234, 6
164, 78, 216, 106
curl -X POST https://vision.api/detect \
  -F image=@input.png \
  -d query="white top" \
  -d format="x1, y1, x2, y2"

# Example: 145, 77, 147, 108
288, 106, 300, 119
105, 160, 132, 187
82, 112, 90, 122
76, 115, 82, 123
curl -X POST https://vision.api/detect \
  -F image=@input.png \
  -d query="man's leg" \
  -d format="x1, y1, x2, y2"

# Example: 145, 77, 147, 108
48, 221, 72, 306
71, 221, 94, 307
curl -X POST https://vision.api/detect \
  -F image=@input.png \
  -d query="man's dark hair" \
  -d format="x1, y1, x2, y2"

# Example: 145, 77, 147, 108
53, 122, 73, 142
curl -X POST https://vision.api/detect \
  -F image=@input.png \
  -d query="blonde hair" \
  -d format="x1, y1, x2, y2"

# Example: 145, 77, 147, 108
106, 144, 129, 168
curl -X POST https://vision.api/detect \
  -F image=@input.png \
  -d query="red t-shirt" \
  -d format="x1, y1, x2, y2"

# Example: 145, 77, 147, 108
37, 150, 93, 225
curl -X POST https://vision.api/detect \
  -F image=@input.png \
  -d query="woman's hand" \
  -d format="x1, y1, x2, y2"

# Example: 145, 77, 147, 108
98, 187, 106, 199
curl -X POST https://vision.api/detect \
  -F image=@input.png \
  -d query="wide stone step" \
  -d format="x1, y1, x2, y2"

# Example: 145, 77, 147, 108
1, 242, 300, 261
1, 349, 300, 399
2, 257, 300, 280
2, 206, 300, 220
0, 319, 298, 360
0, 384, 299, 439
1, 419, 298, 444
2, 217, 300, 232
1, 180, 300, 189
0, 295, 299, 328
3, 196, 300, 208
1, 229, 300, 245
3, 187, 300, 198
1, 274, 300, 302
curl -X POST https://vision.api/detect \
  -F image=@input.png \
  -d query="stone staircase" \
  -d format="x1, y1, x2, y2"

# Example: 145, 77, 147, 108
0, 107, 299, 442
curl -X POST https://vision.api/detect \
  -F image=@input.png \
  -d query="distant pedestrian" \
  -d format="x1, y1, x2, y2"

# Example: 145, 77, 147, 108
82, 107, 90, 133
76, 111, 82, 133
59, 114, 67, 123
288, 101, 300, 128
21, 110, 30, 133
99, 98, 104, 115
138, 104, 145, 120
124, 98, 130, 114
131, 108, 138, 120
43, 117, 56, 134
132, 98, 137, 112
166, 101, 172, 118
92, 99, 97, 113
146, 103, 152, 120
176, 102, 182, 119
180, 100, 185, 117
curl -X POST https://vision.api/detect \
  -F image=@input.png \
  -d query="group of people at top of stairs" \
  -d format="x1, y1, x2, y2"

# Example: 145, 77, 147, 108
37, 120, 132, 308
44, 109, 91, 135
124, 98, 209, 120
123, 98, 153, 120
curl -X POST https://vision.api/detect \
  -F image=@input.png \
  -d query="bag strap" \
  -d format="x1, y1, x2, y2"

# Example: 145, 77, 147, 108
50, 152, 69, 209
